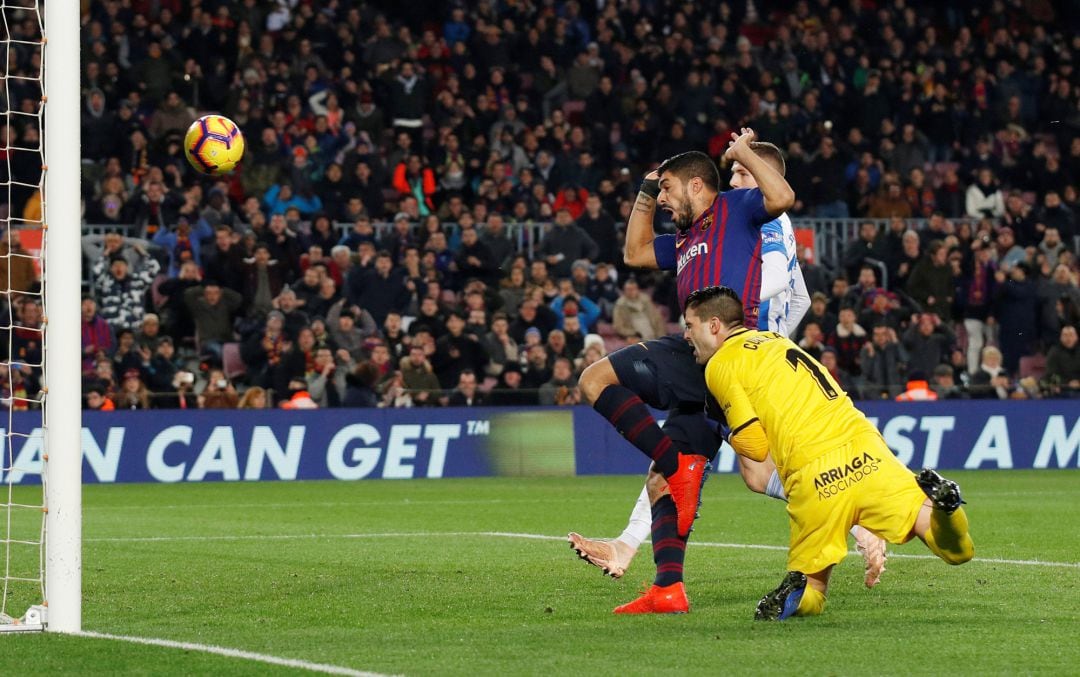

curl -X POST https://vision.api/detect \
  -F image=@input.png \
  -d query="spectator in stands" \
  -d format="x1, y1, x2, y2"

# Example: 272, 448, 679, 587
183, 282, 243, 358
994, 227, 1027, 271
509, 298, 556, 344
932, 364, 968, 400
92, 246, 160, 332
906, 240, 954, 322
994, 263, 1039, 374
1045, 326, 1080, 397
1038, 264, 1080, 345
392, 154, 437, 216
200, 368, 240, 409
612, 278, 665, 340
965, 168, 1005, 219
960, 241, 998, 374
480, 214, 514, 270
447, 369, 485, 407
820, 347, 856, 394
799, 292, 837, 339
868, 181, 913, 219
585, 262, 620, 319
521, 343, 552, 393
935, 168, 965, 219
84, 384, 115, 412
842, 222, 886, 282
346, 250, 409, 327
891, 229, 922, 292
493, 362, 532, 406
342, 361, 380, 408
400, 344, 441, 407
969, 346, 1013, 400
860, 324, 906, 396
454, 226, 498, 285
539, 357, 578, 406
576, 194, 618, 265
798, 321, 827, 361
143, 336, 179, 394
153, 217, 213, 278
1038, 227, 1067, 268
1037, 191, 1076, 241
81, 297, 114, 375
238, 387, 268, 410
903, 313, 956, 377
809, 136, 848, 218
204, 225, 246, 293
482, 312, 518, 377
539, 207, 599, 278
241, 243, 286, 318
307, 347, 347, 408
826, 307, 867, 377
432, 312, 488, 390
115, 369, 151, 410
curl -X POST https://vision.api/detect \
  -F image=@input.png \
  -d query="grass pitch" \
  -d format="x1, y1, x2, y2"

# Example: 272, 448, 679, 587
2, 470, 1078, 675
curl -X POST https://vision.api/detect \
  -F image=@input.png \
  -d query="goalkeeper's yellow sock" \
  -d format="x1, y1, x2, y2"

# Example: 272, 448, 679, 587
795, 585, 826, 617
923, 506, 974, 565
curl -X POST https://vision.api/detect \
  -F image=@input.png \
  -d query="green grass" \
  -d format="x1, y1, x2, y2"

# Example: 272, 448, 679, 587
2, 471, 1079, 675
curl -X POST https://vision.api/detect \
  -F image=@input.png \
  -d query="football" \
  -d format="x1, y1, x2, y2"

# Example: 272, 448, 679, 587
183, 114, 245, 175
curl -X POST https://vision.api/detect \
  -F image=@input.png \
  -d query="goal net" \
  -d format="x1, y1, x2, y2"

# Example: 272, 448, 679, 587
0, 0, 80, 633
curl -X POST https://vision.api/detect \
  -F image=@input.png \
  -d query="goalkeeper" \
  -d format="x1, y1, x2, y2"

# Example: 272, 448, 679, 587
683, 285, 974, 619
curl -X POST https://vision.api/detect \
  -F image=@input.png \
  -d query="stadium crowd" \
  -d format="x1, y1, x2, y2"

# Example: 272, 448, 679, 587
5, 0, 1080, 409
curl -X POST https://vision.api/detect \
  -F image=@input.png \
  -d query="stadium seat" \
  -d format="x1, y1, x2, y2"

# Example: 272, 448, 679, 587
221, 342, 247, 379
1019, 354, 1046, 381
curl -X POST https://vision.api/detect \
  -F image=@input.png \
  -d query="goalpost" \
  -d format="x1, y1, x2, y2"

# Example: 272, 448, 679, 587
0, 0, 80, 633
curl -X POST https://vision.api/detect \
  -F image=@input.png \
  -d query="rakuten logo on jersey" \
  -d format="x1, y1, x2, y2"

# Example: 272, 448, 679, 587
677, 242, 708, 273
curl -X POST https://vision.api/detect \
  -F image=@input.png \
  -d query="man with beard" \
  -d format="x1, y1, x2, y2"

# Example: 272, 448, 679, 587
567, 136, 794, 614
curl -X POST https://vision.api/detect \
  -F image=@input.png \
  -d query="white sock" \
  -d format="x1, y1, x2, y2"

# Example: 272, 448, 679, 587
618, 484, 651, 550
765, 470, 787, 501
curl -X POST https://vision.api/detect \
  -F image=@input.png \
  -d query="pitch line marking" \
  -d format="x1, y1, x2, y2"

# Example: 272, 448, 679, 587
74, 630, 395, 677
86, 531, 1080, 570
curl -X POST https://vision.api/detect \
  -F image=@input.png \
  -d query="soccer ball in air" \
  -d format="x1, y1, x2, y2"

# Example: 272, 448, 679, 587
184, 114, 245, 175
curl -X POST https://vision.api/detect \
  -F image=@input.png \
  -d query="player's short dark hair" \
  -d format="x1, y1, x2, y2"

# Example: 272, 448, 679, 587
657, 151, 720, 192
685, 286, 744, 326
748, 141, 786, 176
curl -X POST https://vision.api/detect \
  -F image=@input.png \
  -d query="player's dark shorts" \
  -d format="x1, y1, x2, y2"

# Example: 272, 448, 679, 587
607, 333, 720, 459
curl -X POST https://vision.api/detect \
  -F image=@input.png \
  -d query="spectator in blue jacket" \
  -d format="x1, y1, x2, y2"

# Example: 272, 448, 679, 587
263, 183, 323, 217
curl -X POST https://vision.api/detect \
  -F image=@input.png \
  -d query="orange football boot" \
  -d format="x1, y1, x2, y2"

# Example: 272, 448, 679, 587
613, 582, 689, 614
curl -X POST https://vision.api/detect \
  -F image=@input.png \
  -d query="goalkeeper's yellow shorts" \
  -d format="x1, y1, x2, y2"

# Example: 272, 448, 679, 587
783, 431, 927, 575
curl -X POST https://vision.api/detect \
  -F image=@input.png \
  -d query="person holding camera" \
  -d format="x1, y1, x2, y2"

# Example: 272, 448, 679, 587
199, 368, 239, 409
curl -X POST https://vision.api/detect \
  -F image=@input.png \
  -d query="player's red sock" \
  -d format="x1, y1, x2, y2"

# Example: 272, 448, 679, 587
594, 385, 679, 476
650, 494, 686, 587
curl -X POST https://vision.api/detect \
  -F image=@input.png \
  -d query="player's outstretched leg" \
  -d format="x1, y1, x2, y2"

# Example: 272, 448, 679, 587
581, 358, 708, 536
613, 483, 690, 614
567, 484, 649, 578
915, 468, 974, 565
567, 533, 637, 579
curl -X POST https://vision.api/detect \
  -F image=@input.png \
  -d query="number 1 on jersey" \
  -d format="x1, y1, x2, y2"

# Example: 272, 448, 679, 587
784, 348, 839, 400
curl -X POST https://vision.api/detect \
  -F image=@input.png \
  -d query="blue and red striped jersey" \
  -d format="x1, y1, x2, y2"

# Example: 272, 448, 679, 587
653, 188, 770, 328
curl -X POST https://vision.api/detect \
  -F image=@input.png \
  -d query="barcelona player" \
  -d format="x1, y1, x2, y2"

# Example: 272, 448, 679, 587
684, 285, 974, 619
572, 130, 794, 613
569, 140, 888, 598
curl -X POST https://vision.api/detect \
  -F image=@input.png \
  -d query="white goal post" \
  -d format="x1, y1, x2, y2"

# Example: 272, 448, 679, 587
0, 0, 82, 634
41, 0, 82, 633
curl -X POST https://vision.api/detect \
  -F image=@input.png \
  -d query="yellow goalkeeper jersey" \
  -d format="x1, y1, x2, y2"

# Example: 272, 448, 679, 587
703, 328, 879, 477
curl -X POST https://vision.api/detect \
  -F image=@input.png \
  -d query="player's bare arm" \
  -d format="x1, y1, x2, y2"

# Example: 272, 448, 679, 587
623, 170, 660, 269
724, 128, 795, 217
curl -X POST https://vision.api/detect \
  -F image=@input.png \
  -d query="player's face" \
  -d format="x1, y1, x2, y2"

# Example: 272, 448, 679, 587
684, 310, 722, 364
728, 162, 757, 190
657, 174, 695, 231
